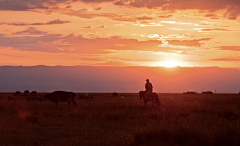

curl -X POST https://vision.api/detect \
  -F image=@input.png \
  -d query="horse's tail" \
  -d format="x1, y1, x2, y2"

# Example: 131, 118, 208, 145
154, 93, 161, 106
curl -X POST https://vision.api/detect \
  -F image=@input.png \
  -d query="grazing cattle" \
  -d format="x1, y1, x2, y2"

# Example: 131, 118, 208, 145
183, 91, 197, 94
43, 91, 77, 106
112, 92, 118, 97
139, 91, 160, 106
24, 90, 30, 96
202, 91, 213, 94
30, 91, 37, 96
7, 96, 15, 102
15, 91, 20, 96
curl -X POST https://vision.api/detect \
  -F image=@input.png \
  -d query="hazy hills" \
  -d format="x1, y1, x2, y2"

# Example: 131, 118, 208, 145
0, 66, 239, 93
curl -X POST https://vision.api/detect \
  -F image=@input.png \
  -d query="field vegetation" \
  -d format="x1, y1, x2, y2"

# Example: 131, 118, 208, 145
0, 93, 240, 146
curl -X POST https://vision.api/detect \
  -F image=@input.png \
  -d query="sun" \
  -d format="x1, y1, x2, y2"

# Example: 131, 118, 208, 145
159, 59, 182, 68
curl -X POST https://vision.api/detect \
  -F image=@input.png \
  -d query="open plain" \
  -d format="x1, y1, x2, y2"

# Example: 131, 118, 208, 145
0, 93, 240, 146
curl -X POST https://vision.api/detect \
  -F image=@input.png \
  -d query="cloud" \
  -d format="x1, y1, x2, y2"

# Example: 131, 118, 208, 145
211, 58, 240, 62
45, 19, 71, 24
0, 19, 71, 26
204, 14, 218, 17
0, 0, 52, 11
0, 0, 113, 11
63, 10, 155, 22
12, 27, 48, 35
81, 0, 114, 3
158, 15, 173, 18
201, 28, 231, 31
167, 38, 212, 47
94, 7, 102, 10
82, 26, 92, 28
96, 25, 104, 28
0, 31, 163, 54
113, 0, 240, 20
204, 13, 219, 19
1, 0, 239, 21
217, 46, 240, 51
136, 16, 153, 20
178, 50, 190, 55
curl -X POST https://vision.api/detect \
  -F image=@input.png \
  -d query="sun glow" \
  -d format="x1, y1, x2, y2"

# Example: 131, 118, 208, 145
159, 60, 182, 68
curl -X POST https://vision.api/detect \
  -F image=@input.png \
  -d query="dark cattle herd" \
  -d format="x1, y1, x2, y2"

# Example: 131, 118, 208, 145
6, 90, 239, 106
43, 91, 77, 106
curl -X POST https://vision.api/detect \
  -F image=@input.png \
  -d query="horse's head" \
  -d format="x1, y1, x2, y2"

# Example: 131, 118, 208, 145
139, 91, 145, 100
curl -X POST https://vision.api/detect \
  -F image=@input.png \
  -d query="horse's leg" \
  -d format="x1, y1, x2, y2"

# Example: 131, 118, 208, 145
72, 99, 77, 106
144, 99, 147, 106
152, 100, 155, 106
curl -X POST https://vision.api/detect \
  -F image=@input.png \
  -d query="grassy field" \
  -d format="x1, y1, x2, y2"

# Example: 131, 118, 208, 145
0, 93, 240, 146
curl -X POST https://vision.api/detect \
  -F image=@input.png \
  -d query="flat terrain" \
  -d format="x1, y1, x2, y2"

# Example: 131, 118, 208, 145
0, 93, 240, 146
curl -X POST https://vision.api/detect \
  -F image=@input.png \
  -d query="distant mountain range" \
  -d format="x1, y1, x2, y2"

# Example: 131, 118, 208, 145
0, 66, 239, 93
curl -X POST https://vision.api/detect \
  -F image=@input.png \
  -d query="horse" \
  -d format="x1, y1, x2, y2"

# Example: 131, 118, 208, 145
139, 91, 160, 106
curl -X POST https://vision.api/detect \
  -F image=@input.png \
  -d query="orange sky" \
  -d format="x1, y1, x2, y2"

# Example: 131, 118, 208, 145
0, 0, 240, 68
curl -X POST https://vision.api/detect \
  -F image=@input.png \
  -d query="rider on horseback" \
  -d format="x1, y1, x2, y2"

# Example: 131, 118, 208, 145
145, 79, 153, 100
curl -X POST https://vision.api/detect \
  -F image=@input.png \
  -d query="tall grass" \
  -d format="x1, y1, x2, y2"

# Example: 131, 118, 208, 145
0, 93, 240, 146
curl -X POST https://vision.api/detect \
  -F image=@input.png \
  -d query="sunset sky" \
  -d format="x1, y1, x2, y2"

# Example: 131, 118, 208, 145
0, 0, 240, 68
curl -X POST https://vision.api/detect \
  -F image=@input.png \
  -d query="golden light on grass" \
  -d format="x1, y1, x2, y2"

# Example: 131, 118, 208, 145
158, 59, 182, 68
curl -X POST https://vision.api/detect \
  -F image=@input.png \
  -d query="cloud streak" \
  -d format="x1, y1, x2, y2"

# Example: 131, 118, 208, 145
0, 19, 71, 26
211, 58, 240, 62
12, 27, 48, 35
0, 0, 239, 20
217, 46, 240, 51
167, 38, 212, 47
0, 30, 163, 54
201, 28, 231, 31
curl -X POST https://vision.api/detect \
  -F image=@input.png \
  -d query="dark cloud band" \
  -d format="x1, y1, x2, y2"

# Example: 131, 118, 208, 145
0, 0, 239, 20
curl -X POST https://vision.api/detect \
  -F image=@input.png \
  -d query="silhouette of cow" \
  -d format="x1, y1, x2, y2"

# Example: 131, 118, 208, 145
24, 90, 29, 96
30, 91, 37, 96
202, 91, 213, 94
112, 92, 118, 97
183, 91, 197, 94
43, 91, 77, 106
15, 91, 20, 96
